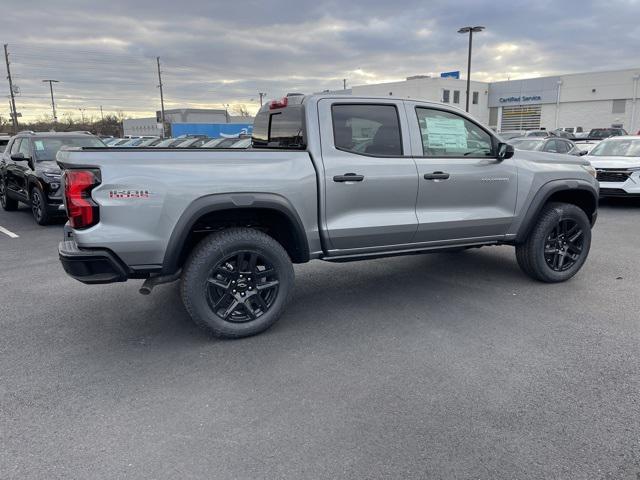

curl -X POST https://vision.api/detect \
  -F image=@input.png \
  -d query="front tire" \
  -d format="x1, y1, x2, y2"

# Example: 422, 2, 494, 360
181, 228, 295, 339
516, 202, 591, 283
30, 186, 51, 226
0, 177, 18, 211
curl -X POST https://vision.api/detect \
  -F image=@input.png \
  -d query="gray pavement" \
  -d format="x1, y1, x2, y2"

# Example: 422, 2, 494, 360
1, 199, 639, 479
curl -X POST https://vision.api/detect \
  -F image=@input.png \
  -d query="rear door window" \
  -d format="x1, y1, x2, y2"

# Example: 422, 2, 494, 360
332, 104, 403, 156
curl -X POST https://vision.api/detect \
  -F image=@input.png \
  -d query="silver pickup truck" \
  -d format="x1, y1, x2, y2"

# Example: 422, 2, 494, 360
57, 94, 599, 338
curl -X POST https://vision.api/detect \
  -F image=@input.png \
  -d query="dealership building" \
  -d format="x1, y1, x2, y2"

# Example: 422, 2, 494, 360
123, 108, 254, 137
351, 68, 640, 133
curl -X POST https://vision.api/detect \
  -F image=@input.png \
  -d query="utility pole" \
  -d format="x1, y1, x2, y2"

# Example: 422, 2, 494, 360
42, 79, 59, 122
343, 79, 347, 90
99, 105, 104, 122
156, 56, 166, 138
78, 107, 86, 124
4, 44, 19, 133
258, 92, 267, 107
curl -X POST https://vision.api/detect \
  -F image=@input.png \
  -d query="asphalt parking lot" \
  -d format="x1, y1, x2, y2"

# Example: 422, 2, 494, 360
1, 200, 639, 479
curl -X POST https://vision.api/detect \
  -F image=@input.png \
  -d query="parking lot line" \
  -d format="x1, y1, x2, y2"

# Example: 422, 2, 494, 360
0, 225, 19, 238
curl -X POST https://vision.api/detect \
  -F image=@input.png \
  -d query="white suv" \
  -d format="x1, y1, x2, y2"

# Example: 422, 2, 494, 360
588, 136, 640, 197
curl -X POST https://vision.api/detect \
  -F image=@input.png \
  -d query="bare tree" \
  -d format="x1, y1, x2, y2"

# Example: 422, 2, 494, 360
231, 104, 250, 117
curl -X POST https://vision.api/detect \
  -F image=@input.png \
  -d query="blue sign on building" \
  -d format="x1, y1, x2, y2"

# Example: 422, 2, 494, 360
171, 123, 253, 138
440, 71, 461, 79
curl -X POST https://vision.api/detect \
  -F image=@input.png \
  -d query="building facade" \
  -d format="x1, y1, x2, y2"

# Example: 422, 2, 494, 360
351, 68, 640, 134
123, 108, 254, 137
351, 76, 490, 124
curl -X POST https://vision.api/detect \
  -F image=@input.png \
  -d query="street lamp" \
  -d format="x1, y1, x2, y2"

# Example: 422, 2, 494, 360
42, 79, 59, 122
458, 26, 485, 112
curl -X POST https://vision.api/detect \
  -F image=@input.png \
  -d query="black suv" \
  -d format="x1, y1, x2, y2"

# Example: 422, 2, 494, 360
0, 131, 105, 225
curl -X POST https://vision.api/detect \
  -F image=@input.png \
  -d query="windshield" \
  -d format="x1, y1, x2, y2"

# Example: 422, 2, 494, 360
33, 136, 105, 161
511, 139, 543, 151
589, 139, 640, 157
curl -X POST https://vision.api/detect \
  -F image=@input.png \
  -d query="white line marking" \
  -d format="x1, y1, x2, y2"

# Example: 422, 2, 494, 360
0, 225, 19, 238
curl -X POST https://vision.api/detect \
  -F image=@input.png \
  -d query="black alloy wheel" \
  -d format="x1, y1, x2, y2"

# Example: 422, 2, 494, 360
543, 219, 584, 272
31, 189, 43, 221
181, 228, 295, 338
206, 251, 280, 323
515, 202, 591, 283
0, 178, 7, 208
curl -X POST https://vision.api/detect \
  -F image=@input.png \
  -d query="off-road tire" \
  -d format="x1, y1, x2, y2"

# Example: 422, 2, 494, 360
516, 202, 591, 283
181, 228, 295, 339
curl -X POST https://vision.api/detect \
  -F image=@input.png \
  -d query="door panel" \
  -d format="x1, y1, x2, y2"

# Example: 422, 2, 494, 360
318, 99, 419, 251
407, 103, 518, 243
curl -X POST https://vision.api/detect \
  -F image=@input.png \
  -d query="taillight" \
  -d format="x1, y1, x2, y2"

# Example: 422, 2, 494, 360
269, 97, 288, 109
63, 169, 100, 229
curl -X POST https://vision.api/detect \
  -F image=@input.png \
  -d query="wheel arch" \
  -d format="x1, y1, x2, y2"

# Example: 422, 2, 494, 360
162, 193, 310, 274
515, 179, 598, 243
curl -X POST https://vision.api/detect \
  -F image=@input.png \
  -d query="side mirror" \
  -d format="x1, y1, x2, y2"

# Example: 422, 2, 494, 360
497, 142, 514, 161
578, 150, 588, 156
11, 152, 30, 162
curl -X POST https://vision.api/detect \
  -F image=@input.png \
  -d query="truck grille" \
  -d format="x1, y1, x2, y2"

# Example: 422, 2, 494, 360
596, 169, 631, 183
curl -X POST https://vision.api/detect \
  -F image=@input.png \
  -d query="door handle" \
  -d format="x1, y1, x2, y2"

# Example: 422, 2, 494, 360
333, 173, 364, 182
424, 171, 450, 180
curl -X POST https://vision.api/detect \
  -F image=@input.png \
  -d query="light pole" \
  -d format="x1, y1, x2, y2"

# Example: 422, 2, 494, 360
42, 79, 59, 122
458, 26, 485, 112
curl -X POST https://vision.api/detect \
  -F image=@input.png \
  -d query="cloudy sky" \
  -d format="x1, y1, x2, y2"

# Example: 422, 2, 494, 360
2, 0, 639, 122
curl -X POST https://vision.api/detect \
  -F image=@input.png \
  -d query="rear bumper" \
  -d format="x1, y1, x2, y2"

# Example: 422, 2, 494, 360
58, 239, 128, 284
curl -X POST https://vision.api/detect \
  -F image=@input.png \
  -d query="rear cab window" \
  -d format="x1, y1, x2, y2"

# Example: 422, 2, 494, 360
331, 104, 402, 156
252, 95, 305, 149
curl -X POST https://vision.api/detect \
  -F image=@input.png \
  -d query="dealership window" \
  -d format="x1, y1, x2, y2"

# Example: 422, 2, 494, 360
472, 91, 479, 105
442, 89, 450, 103
416, 107, 493, 157
453, 90, 460, 104
332, 104, 403, 156
612, 99, 626, 114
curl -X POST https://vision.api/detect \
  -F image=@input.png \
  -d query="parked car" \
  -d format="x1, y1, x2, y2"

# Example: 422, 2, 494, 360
110, 138, 131, 147
0, 131, 105, 224
510, 137, 587, 156
200, 138, 226, 148
175, 137, 210, 148
154, 136, 207, 148
587, 136, 640, 197
104, 137, 124, 146
557, 127, 584, 134
210, 136, 252, 148
57, 94, 598, 339
118, 137, 159, 147
0, 134, 11, 152
573, 139, 601, 153
500, 129, 554, 140
229, 137, 252, 149
585, 128, 627, 140
551, 129, 576, 139
137, 137, 163, 147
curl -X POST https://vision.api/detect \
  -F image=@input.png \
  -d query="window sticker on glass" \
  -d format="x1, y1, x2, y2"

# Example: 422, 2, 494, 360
34, 140, 45, 151
422, 117, 468, 150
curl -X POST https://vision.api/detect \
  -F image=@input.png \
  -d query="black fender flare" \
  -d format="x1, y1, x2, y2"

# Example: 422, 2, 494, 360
514, 179, 598, 243
162, 192, 310, 274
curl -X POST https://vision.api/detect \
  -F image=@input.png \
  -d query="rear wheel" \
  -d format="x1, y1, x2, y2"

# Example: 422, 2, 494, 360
30, 186, 51, 225
0, 177, 18, 211
516, 202, 591, 283
181, 228, 295, 339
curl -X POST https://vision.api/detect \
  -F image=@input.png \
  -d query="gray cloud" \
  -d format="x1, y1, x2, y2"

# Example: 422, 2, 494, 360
2, 0, 639, 121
